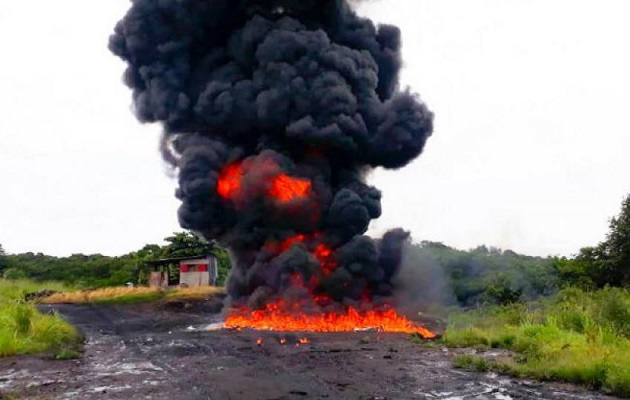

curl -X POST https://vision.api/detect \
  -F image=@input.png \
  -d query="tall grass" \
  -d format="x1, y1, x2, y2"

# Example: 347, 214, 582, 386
0, 279, 82, 358
42, 285, 224, 305
43, 286, 163, 304
0, 279, 68, 301
444, 287, 630, 396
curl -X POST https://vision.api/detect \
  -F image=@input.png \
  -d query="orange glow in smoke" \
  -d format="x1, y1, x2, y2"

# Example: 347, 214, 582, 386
256, 338, 263, 346
278, 235, 307, 252
217, 163, 312, 204
314, 243, 337, 275
217, 163, 244, 199
268, 174, 311, 202
266, 234, 337, 276
279, 338, 287, 345
224, 300, 436, 338
298, 338, 310, 344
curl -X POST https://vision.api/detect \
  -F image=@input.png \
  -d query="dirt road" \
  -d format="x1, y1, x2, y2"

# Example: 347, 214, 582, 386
0, 302, 617, 400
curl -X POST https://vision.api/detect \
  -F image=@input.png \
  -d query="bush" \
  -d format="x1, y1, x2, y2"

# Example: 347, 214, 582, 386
593, 288, 630, 337
3, 268, 27, 280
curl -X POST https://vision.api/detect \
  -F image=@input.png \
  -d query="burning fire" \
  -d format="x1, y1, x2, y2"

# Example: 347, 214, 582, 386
268, 174, 311, 202
266, 234, 338, 275
275, 234, 307, 253
234, 234, 436, 338
224, 300, 436, 338
217, 163, 244, 199
217, 168, 435, 340
217, 162, 312, 203
313, 243, 337, 275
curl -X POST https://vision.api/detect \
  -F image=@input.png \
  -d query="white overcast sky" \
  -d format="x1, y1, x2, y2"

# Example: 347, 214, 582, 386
0, 0, 628, 257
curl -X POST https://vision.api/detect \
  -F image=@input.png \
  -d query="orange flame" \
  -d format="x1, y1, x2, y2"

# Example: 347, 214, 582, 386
217, 163, 243, 199
298, 338, 310, 344
224, 300, 436, 339
279, 338, 287, 345
268, 174, 311, 202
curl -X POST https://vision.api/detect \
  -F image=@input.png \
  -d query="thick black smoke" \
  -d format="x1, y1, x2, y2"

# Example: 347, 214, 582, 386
110, 0, 433, 309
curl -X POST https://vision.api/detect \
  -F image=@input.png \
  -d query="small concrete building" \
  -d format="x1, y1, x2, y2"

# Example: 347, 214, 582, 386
148, 255, 218, 288
179, 256, 218, 287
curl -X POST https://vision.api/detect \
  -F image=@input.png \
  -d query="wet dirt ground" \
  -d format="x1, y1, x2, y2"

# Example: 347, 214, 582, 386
0, 301, 618, 400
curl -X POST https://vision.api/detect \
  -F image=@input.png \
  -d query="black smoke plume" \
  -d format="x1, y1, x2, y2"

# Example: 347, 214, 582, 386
110, 0, 433, 309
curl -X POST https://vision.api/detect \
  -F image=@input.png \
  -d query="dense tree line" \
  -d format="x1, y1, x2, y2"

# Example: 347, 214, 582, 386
560, 194, 630, 288
1, 193, 628, 303
405, 241, 559, 307
410, 193, 630, 306
0, 233, 231, 288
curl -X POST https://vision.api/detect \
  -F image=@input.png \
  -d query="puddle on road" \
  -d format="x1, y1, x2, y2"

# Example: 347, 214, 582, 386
93, 361, 164, 378
90, 384, 133, 393
0, 369, 30, 390
420, 381, 514, 400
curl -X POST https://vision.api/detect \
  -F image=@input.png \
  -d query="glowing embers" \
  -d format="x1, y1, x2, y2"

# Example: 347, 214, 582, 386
254, 337, 310, 347
224, 300, 436, 338
217, 163, 244, 199
217, 162, 312, 203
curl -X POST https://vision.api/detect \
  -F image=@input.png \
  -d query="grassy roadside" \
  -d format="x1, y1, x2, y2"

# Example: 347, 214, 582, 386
0, 280, 224, 359
442, 287, 630, 397
0, 279, 82, 359
41, 285, 225, 305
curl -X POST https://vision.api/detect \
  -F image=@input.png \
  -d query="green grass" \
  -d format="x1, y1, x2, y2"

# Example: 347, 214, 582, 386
443, 287, 630, 397
0, 279, 68, 301
0, 279, 82, 359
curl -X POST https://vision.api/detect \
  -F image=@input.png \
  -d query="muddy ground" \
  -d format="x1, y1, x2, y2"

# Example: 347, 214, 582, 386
0, 300, 618, 400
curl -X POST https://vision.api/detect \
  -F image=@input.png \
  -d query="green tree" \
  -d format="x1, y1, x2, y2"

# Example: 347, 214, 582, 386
605, 194, 630, 284
212, 247, 232, 286
577, 194, 630, 287
0, 244, 9, 274
162, 232, 215, 258
484, 273, 523, 305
